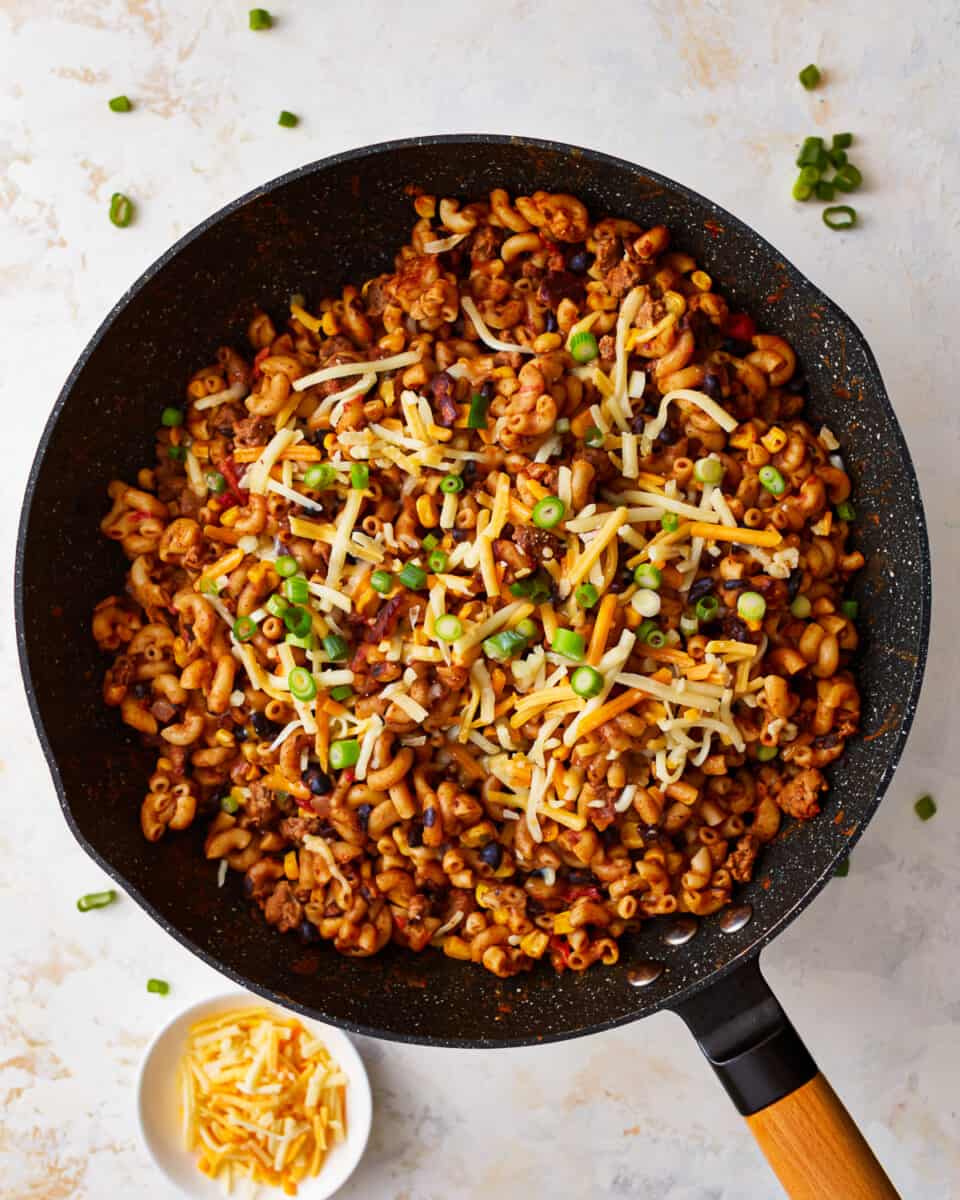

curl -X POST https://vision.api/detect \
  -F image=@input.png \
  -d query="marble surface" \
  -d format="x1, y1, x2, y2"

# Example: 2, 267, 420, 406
1, 1, 958, 1196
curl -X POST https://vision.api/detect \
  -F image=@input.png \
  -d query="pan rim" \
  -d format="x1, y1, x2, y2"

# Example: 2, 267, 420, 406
15, 132, 932, 1048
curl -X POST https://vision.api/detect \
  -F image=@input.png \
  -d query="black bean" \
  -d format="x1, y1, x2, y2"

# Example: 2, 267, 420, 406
298, 920, 320, 944
643, 826, 661, 841
630, 413, 647, 433
461, 459, 478, 486
303, 767, 333, 796
788, 368, 808, 394
132, 681, 150, 699
356, 802, 372, 829
722, 578, 748, 591
787, 568, 803, 601
702, 372, 722, 400
813, 732, 841, 750
545, 310, 558, 333
242, 875, 255, 898
479, 841, 502, 869
721, 336, 751, 356
481, 379, 496, 401
568, 249, 590, 274
251, 711, 280, 739
451, 528, 469, 542
566, 869, 592, 885
688, 577, 715, 603
232, 723, 247, 742
723, 616, 750, 642
407, 822, 423, 847
656, 425, 678, 446
423, 807, 437, 827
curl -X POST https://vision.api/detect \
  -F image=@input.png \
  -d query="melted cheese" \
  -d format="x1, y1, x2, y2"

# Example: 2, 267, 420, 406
193, 380, 247, 411
324, 489, 364, 590
643, 388, 739, 445
266, 477, 325, 512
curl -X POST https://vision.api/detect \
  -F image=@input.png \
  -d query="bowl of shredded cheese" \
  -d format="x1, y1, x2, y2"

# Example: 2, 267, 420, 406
137, 993, 372, 1198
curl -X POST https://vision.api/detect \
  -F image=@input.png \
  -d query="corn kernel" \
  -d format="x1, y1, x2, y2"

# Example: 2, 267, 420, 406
284, 851, 299, 880
215, 728, 235, 747
691, 270, 712, 292
520, 930, 550, 959
413, 194, 437, 219
220, 506, 240, 528
416, 494, 438, 526
553, 910, 574, 935
320, 311, 339, 337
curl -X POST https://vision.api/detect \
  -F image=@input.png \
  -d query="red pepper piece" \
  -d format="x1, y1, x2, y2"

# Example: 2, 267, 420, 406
725, 312, 756, 343
220, 455, 248, 506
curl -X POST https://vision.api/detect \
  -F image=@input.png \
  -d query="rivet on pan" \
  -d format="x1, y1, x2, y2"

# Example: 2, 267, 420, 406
662, 917, 698, 947
718, 904, 754, 934
627, 961, 665, 988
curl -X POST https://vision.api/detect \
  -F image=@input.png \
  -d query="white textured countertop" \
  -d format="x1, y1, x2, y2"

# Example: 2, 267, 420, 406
2, 1, 958, 1197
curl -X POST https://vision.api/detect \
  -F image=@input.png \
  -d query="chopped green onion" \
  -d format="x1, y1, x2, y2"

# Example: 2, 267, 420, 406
632, 588, 661, 618
828, 147, 847, 169
330, 738, 360, 770
288, 667, 317, 702
531, 496, 565, 529
555, 417, 570, 434
249, 8, 272, 29
584, 425, 604, 448
206, 470, 226, 494
350, 463, 369, 490
798, 165, 821, 186
77, 890, 117, 912
569, 331, 599, 363
434, 614, 463, 643
428, 550, 448, 573
482, 629, 529, 661
680, 610, 699, 637
198, 577, 220, 597
233, 616, 257, 642
283, 577, 310, 605
109, 192, 134, 227
109, 95, 132, 113
823, 205, 857, 230
370, 569, 393, 595
570, 665, 604, 698
161, 406, 183, 427
515, 618, 539, 641
798, 63, 821, 89
329, 685, 353, 702
693, 458, 724, 485
834, 858, 850, 877
509, 572, 552, 604
284, 631, 314, 650
467, 393, 489, 429
836, 500, 856, 521
737, 591, 767, 622
278, 110, 299, 128
832, 132, 853, 150
221, 794, 240, 814
646, 629, 666, 649
636, 619, 658, 644
796, 136, 824, 167
815, 180, 836, 202
914, 794, 937, 821
841, 600, 859, 620
146, 978, 170, 995
661, 512, 679, 532
833, 164, 862, 192
397, 562, 427, 590
283, 605, 312, 637
167, 444, 186, 462
790, 595, 812, 619
575, 583, 599, 609
266, 594, 289, 619
816, 147, 830, 173
440, 474, 464, 494
755, 744, 778, 761
421, 533, 440, 551
759, 465, 787, 495
793, 175, 813, 203
275, 555, 298, 578
551, 628, 585, 661
695, 595, 719, 623
303, 463, 336, 489
322, 634, 349, 661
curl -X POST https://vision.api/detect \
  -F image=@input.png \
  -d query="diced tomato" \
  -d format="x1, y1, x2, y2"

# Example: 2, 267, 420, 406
549, 934, 572, 969
563, 884, 601, 903
220, 455, 248, 506
725, 312, 756, 343
251, 346, 271, 380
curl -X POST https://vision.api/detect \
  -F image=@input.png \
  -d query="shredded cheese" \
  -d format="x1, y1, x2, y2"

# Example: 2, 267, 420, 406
293, 350, 420, 393
461, 295, 535, 355
244, 428, 300, 495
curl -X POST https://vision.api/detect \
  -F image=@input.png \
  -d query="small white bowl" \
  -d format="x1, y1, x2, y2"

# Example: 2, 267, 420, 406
137, 992, 372, 1199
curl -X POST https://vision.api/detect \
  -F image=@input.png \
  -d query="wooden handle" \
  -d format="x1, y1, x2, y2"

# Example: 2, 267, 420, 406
745, 1072, 900, 1199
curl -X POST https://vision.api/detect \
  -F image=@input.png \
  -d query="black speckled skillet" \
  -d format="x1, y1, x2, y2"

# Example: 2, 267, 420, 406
16, 136, 927, 1198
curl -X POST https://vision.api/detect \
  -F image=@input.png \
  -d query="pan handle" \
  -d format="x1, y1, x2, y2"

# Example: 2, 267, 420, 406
673, 956, 900, 1199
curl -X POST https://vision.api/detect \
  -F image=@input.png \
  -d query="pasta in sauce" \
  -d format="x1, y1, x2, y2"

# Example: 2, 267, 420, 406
94, 189, 862, 978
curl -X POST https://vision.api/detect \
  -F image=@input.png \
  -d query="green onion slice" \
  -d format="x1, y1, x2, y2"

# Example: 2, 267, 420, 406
233, 616, 257, 642
278, 111, 299, 128
434, 614, 463, 643
282, 605, 312, 637
584, 425, 604, 448
661, 512, 679, 532
330, 738, 360, 770
570, 665, 604, 698
397, 562, 427, 590
440, 474, 464, 494
914, 794, 937, 821
288, 667, 317, 702
249, 8, 272, 29
283, 577, 310, 605
798, 63, 821, 89
350, 463, 369, 490
109, 95, 132, 112
737, 591, 767, 622
693, 458, 724, 485
303, 463, 336, 489
275, 555, 298, 578
77, 890, 117, 912
531, 496, 565, 529
569, 331, 599, 363
823, 205, 857, 230
206, 470, 226, 494
329, 685, 353, 701
109, 192, 134, 227
694, 595, 719, 622
551, 628, 585, 661
147, 978, 170, 994
759, 465, 786, 495
370, 569, 393, 595
467, 393, 489, 429
575, 583, 599, 608
322, 634, 349, 661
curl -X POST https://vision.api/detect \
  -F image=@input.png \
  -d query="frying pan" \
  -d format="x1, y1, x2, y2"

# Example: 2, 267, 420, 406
16, 135, 929, 1198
